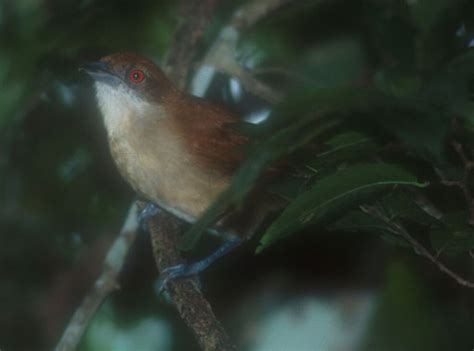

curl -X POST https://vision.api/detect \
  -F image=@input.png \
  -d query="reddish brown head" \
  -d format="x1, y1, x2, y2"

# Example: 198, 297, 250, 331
81, 52, 175, 103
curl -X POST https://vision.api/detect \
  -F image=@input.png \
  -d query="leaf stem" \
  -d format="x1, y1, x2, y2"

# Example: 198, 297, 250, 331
361, 204, 474, 289
437, 142, 474, 226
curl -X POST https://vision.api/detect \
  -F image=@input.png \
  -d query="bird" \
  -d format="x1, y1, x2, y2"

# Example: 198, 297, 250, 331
81, 52, 286, 290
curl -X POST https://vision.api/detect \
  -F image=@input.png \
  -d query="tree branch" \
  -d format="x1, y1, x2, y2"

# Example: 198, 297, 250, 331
451, 142, 474, 225
191, 0, 295, 104
437, 141, 474, 225
145, 206, 236, 351
163, 0, 219, 89
361, 204, 474, 289
55, 203, 140, 351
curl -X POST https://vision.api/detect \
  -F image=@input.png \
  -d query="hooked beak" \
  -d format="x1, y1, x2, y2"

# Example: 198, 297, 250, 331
79, 61, 121, 86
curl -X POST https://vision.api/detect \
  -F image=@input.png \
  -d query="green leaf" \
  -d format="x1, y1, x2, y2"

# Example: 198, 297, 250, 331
329, 210, 409, 247
325, 131, 374, 152
276, 87, 451, 164
378, 191, 440, 226
257, 163, 427, 252
331, 191, 439, 247
308, 131, 378, 173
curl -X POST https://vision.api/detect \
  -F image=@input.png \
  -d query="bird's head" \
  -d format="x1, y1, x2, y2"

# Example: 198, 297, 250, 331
81, 53, 176, 130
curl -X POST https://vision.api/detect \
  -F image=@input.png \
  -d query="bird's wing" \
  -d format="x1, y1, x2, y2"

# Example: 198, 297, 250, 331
172, 95, 249, 176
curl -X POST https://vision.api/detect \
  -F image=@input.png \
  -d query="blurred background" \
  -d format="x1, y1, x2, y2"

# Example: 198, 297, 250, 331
1, 0, 474, 350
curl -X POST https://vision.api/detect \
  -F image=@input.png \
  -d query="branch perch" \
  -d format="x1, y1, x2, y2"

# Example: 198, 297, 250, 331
145, 206, 236, 351
55, 203, 140, 351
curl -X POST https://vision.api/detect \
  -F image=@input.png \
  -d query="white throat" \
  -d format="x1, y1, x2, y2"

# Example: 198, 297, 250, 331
94, 82, 154, 136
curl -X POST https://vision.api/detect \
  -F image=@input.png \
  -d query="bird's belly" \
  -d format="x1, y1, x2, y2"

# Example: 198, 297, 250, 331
109, 137, 229, 222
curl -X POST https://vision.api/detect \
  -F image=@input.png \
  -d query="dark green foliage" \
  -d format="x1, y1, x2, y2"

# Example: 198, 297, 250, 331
258, 164, 426, 252
2, 0, 474, 350
180, 1, 474, 267
430, 212, 474, 256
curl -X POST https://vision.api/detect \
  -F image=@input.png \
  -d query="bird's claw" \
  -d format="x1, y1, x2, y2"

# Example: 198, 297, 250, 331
155, 238, 242, 296
155, 263, 203, 296
138, 202, 160, 232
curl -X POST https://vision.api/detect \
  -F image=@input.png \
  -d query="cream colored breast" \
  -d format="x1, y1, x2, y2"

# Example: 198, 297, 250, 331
109, 116, 229, 223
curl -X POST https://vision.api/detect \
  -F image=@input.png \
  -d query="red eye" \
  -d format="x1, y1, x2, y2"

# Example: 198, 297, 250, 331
129, 69, 145, 83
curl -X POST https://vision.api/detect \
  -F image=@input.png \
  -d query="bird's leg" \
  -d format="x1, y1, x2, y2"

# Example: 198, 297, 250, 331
139, 202, 243, 294
156, 237, 242, 295
138, 202, 161, 232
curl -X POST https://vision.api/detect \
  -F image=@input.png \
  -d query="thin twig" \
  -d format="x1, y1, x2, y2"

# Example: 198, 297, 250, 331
412, 192, 443, 220
191, 0, 295, 103
452, 142, 474, 224
54, 203, 140, 351
437, 142, 474, 225
145, 207, 236, 351
361, 204, 474, 289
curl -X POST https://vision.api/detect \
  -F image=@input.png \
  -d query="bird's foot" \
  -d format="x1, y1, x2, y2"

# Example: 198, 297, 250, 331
155, 238, 242, 295
156, 262, 204, 295
138, 202, 160, 232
